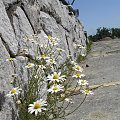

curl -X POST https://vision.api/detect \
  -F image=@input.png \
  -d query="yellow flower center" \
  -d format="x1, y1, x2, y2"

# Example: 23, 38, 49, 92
76, 67, 80, 70
52, 41, 55, 44
85, 90, 90, 94
28, 64, 32, 67
48, 36, 52, 40
8, 58, 13, 61
76, 73, 81, 77
41, 54, 46, 59
81, 80, 85, 84
53, 86, 59, 91
53, 74, 59, 79
34, 103, 41, 109
50, 59, 54, 62
11, 89, 17, 94
59, 48, 62, 51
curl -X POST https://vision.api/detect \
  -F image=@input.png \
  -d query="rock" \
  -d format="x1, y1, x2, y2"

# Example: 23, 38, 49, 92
3, 0, 18, 8
13, 56, 28, 83
21, 0, 87, 59
0, 0, 87, 119
0, 0, 18, 56
0, 37, 16, 120
12, 6, 35, 56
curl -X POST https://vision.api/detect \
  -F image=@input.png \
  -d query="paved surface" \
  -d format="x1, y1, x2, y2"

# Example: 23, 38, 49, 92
67, 39, 120, 120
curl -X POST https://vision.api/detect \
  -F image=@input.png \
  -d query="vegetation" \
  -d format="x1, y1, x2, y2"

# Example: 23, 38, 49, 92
89, 27, 120, 42
76, 39, 93, 63
76, 55, 86, 63
86, 39, 93, 54
5, 35, 93, 120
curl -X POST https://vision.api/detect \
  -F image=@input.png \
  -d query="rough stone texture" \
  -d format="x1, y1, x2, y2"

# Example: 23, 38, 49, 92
0, 0, 18, 56
67, 39, 120, 120
0, 0, 87, 119
0, 37, 16, 120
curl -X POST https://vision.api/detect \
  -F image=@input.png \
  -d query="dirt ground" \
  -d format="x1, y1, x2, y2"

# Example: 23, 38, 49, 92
67, 38, 120, 120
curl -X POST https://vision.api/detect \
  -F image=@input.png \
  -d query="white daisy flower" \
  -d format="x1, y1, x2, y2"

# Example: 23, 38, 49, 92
49, 41, 58, 46
46, 58, 56, 65
81, 53, 86, 56
6, 87, 22, 97
72, 73, 85, 78
16, 100, 21, 104
38, 54, 50, 60
47, 72, 66, 83
77, 79, 88, 86
44, 36, 60, 42
34, 75, 39, 79
28, 99, 47, 116
81, 89, 93, 95
47, 84, 64, 93
25, 63, 35, 68
70, 61, 77, 65
73, 65, 83, 72
44, 35, 53, 40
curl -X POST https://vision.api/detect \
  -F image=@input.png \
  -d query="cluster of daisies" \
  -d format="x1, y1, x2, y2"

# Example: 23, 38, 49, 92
6, 35, 93, 117
71, 61, 93, 95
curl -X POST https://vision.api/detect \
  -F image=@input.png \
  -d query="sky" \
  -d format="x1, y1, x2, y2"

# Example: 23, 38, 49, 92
67, 0, 120, 35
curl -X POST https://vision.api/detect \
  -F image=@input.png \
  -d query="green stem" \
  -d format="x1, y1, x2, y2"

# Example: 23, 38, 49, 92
59, 95, 87, 118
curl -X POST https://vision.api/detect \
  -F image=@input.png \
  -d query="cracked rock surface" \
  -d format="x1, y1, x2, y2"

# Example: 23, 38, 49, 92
0, 0, 86, 119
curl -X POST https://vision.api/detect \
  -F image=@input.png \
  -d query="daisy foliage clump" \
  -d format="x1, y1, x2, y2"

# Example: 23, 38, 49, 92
5, 35, 93, 120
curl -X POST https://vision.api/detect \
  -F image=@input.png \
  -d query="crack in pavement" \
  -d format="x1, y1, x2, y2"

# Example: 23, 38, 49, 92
67, 81, 120, 96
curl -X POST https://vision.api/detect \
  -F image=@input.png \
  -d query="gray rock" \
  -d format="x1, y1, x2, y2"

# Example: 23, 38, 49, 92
0, 37, 16, 120
12, 6, 36, 56
13, 56, 28, 83
0, 0, 87, 119
21, 0, 87, 59
0, 0, 18, 55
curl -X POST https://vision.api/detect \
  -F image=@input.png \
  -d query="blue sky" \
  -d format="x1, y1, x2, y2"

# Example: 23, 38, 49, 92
67, 0, 120, 35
